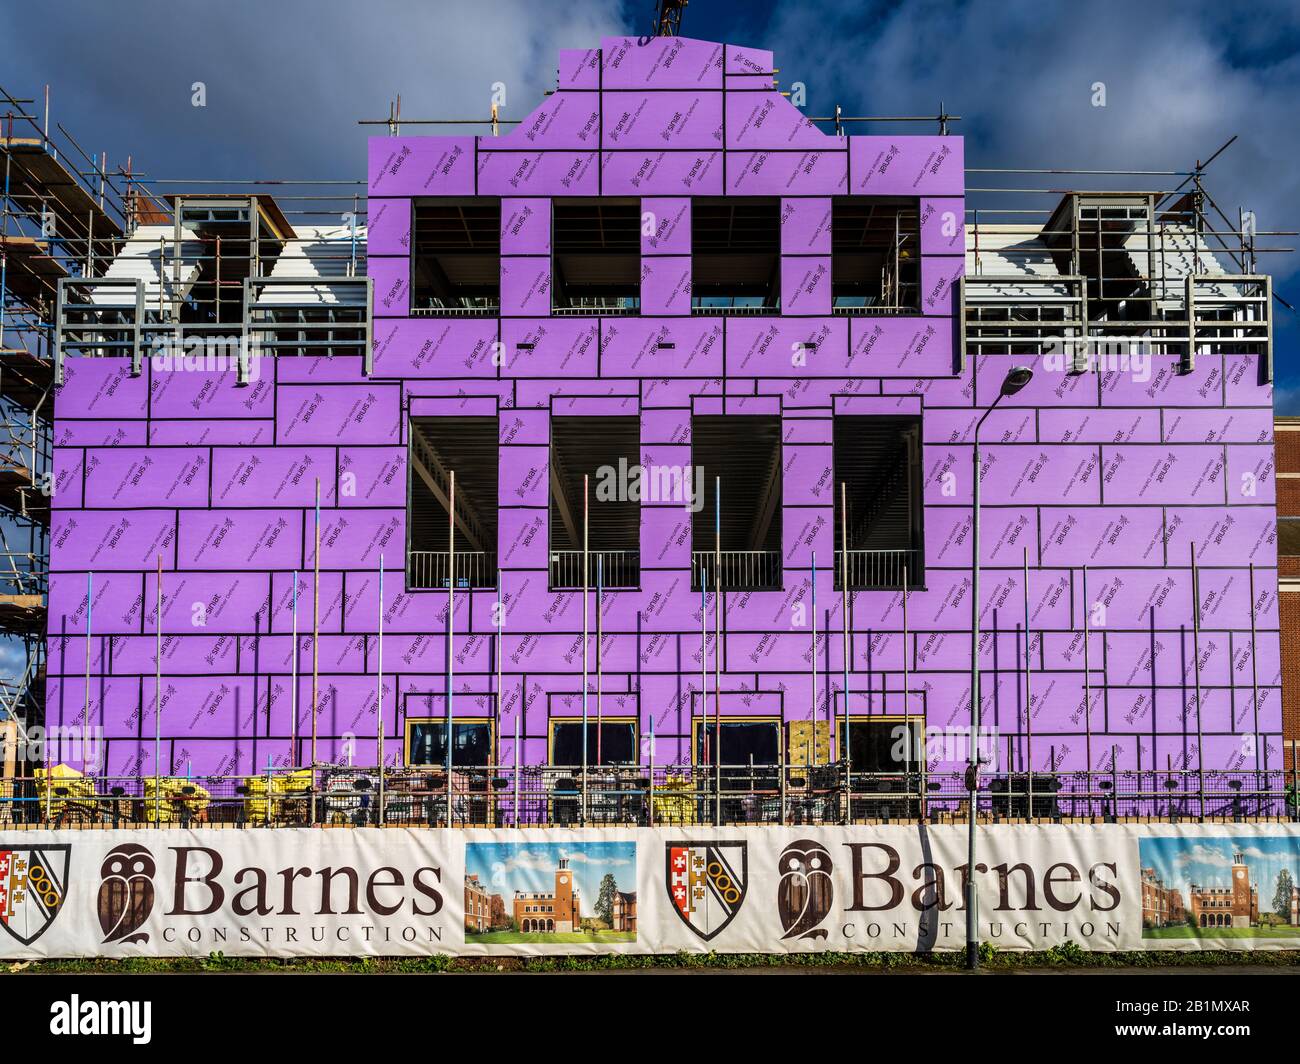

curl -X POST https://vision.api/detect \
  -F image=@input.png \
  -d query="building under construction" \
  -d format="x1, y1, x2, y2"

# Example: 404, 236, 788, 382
0, 31, 1290, 827
0, 88, 119, 788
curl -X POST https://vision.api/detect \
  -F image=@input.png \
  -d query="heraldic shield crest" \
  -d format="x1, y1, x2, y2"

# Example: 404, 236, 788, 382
666, 841, 747, 941
0, 845, 70, 945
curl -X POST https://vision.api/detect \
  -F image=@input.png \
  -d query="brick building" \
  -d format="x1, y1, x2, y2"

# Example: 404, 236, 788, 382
514, 857, 580, 933
1140, 865, 1185, 928
1189, 851, 1258, 929
611, 890, 637, 933
465, 873, 493, 932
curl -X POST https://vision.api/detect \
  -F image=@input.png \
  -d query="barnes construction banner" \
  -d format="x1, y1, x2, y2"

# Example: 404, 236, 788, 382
2, 824, 1299, 958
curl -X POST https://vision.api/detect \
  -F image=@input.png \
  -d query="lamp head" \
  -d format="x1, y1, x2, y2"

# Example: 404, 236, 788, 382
1000, 366, 1034, 397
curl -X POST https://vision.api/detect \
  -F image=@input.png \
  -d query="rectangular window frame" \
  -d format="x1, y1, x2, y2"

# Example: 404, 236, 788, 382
410, 196, 502, 317
692, 715, 783, 794
550, 197, 642, 316
1279, 515, 1300, 556
690, 413, 783, 592
548, 414, 642, 591
547, 716, 640, 767
690, 196, 782, 315
831, 413, 924, 591
830, 196, 921, 316
404, 717, 497, 767
835, 714, 925, 773
406, 414, 500, 592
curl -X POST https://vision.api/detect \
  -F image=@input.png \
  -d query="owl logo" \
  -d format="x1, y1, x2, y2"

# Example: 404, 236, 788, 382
98, 843, 156, 945
776, 839, 834, 941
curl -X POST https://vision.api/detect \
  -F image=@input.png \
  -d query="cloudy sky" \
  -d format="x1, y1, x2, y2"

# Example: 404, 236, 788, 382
4, 0, 1294, 364
3, 0, 1295, 682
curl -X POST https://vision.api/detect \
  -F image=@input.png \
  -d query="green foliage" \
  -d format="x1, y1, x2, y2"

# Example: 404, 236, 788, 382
1044, 940, 1087, 965
1273, 868, 1295, 921
199, 951, 244, 972
12, 947, 1300, 975
595, 873, 618, 926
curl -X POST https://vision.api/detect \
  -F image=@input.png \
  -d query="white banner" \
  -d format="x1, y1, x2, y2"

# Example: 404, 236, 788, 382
2, 825, 1299, 958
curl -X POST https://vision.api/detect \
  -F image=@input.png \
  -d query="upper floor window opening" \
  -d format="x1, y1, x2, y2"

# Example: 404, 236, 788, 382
407, 415, 499, 590
832, 197, 920, 315
691, 197, 781, 315
412, 198, 501, 316
552, 198, 641, 315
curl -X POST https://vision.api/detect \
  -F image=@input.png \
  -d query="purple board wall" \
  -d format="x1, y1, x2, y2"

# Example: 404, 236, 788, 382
47, 36, 1279, 779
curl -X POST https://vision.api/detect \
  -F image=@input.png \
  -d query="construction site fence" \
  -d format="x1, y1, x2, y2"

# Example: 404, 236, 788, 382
2, 764, 1297, 829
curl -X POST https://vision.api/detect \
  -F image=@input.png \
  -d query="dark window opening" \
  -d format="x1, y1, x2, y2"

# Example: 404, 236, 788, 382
552, 721, 637, 766
696, 720, 781, 790
412, 198, 500, 315
839, 717, 924, 818
691, 197, 780, 313
552, 198, 640, 314
1281, 517, 1300, 556
833, 415, 923, 589
837, 718, 922, 773
408, 416, 499, 589
832, 197, 919, 313
408, 720, 494, 767
692, 415, 781, 590
549, 415, 640, 589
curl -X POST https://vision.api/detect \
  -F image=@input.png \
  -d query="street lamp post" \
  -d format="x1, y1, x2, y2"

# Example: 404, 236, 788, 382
967, 365, 1034, 971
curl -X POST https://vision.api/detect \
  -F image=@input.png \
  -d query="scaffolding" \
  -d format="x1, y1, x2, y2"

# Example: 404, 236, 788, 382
2, 83, 372, 798
0, 84, 135, 785
959, 144, 1290, 376
15, 61, 1296, 819
51, 177, 373, 381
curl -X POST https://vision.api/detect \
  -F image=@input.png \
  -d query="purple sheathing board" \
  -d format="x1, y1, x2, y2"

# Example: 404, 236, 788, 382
43, 35, 1278, 781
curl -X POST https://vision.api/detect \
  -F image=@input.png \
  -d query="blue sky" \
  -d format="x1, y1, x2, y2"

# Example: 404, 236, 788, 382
465, 841, 636, 907
1142, 836, 1300, 905
3, 0, 1293, 397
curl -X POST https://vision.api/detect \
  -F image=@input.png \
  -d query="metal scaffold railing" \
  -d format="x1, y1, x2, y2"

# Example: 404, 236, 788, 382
961, 143, 1293, 380
2, 762, 1296, 829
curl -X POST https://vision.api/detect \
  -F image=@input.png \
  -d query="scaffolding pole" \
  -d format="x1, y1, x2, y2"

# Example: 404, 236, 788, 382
83, 570, 92, 752
902, 565, 910, 810
154, 557, 162, 824
597, 553, 603, 765
290, 571, 298, 765
582, 473, 589, 825
1082, 563, 1092, 812
1024, 547, 1034, 819
810, 551, 818, 731
840, 483, 851, 824
496, 568, 503, 775
1249, 562, 1262, 776
512, 713, 520, 828
714, 476, 721, 827
1191, 542, 1205, 822
310, 479, 320, 824
648, 713, 655, 827
446, 470, 455, 827
376, 553, 384, 824
700, 557, 708, 773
